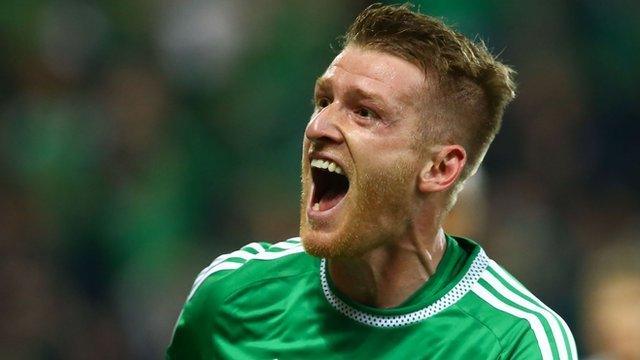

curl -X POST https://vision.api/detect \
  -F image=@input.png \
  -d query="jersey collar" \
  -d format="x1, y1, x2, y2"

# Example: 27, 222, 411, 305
319, 236, 489, 328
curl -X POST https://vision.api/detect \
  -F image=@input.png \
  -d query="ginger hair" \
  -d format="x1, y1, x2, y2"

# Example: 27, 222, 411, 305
344, 3, 517, 209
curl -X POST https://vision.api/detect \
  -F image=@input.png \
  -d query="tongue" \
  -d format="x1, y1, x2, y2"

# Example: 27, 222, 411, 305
318, 188, 346, 211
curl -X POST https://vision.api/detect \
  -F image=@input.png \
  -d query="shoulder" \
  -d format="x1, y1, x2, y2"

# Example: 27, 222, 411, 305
456, 252, 578, 360
187, 237, 315, 303
167, 237, 313, 358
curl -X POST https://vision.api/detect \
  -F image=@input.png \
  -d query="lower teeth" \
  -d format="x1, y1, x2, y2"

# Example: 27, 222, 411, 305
313, 203, 320, 211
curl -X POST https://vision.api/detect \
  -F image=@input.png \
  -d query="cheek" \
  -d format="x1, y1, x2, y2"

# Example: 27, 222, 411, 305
350, 137, 419, 176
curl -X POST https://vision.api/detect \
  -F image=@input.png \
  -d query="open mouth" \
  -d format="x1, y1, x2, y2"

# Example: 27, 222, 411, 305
310, 158, 350, 212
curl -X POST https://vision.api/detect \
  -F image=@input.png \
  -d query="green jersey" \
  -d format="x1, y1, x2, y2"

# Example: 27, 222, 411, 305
167, 235, 577, 359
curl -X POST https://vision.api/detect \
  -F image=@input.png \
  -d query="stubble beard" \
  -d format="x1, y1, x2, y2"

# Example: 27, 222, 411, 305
300, 160, 415, 259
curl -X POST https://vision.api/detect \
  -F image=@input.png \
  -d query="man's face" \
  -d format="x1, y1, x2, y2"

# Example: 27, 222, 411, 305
300, 46, 431, 258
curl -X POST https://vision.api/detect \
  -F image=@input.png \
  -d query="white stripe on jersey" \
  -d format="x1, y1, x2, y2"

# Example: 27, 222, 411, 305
482, 272, 568, 360
188, 238, 304, 301
245, 242, 268, 254
271, 240, 302, 250
488, 260, 578, 360
471, 283, 553, 360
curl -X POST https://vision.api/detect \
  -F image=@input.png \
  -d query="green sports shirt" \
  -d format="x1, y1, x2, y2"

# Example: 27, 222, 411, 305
167, 235, 577, 359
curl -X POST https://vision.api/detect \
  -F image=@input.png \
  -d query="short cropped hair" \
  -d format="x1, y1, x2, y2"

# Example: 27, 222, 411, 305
343, 3, 516, 208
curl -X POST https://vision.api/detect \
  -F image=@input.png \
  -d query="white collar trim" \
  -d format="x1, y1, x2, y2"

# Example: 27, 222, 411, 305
320, 249, 489, 328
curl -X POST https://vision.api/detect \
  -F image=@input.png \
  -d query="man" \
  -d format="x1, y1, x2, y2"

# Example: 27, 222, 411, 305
167, 4, 577, 359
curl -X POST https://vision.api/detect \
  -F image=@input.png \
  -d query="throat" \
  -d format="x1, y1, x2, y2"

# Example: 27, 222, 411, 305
326, 231, 448, 308
327, 255, 430, 309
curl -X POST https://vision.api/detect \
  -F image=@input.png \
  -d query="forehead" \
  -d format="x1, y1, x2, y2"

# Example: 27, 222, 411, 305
318, 46, 428, 106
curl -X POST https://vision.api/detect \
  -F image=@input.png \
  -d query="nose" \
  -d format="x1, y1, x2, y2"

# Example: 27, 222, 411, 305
305, 105, 344, 145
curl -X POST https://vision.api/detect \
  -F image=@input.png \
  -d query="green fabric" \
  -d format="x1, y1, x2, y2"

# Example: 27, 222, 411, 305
167, 236, 576, 359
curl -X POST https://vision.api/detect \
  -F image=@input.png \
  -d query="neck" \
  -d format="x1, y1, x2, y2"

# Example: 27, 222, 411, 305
327, 227, 447, 308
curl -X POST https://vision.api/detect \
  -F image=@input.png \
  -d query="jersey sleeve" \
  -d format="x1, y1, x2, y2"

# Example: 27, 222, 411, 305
166, 280, 215, 359
497, 312, 578, 360
499, 324, 545, 359
166, 242, 274, 359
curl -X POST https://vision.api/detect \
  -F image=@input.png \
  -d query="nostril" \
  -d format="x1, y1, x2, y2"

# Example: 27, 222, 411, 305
307, 134, 339, 146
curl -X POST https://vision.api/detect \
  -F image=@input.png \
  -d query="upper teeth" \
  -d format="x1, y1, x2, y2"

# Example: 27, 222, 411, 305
311, 159, 343, 174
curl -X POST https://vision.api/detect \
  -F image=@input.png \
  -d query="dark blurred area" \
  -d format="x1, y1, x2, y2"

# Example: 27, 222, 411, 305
1, 1, 638, 359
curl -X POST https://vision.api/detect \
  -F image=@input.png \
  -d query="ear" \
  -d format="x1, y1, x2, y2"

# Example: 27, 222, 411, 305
418, 145, 467, 193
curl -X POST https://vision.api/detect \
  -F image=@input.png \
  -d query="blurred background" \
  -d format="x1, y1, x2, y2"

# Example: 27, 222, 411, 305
1, 0, 639, 359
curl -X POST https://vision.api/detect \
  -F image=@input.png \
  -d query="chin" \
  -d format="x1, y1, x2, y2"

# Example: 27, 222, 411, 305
301, 228, 336, 258
301, 226, 347, 259
300, 224, 380, 259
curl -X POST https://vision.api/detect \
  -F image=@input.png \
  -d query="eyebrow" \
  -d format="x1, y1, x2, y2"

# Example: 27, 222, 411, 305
313, 76, 331, 94
314, 76, 390, 108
